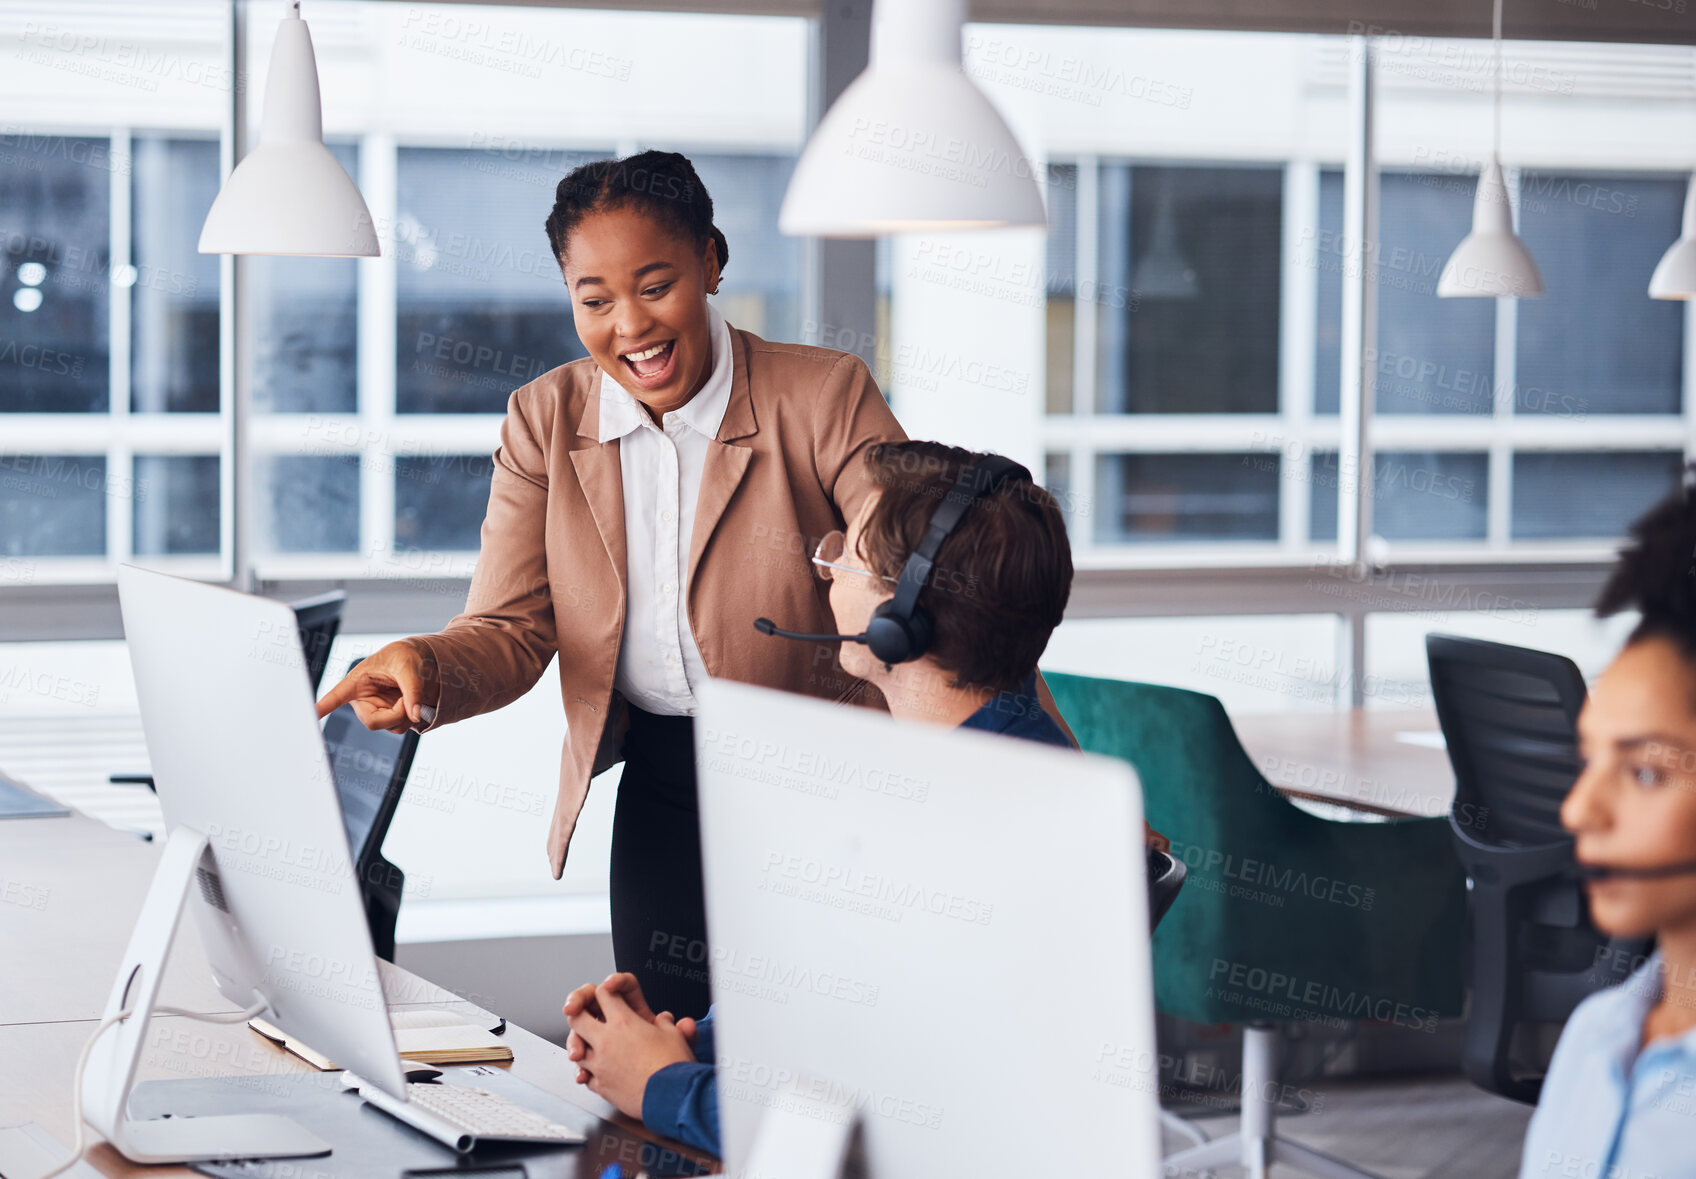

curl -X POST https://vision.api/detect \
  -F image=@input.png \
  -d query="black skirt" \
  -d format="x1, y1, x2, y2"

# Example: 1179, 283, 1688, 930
608, 706, 714, 1019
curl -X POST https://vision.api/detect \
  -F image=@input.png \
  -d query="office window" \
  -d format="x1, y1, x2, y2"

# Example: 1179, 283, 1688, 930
1097, 453, 1281, 544
1023, 28, 1691, 563
1511, 451, 1683, 540
690, 153, 805, 344
130, 136, 221, 415
252, 144, 360, 415
395, 145, 599, 416
1515, 172, 1684, 417
1309, 451, 1488, 542
0, 134, 111, 414
1096, 163, 1283, 415
396, 454, 495, 552
1044, 452, 1075, 535
264, 455, 361, 554
0, 455, 107, 557
132, 455, 220, 556
1315, 170, 1496, 417
1044, 163, 1079, 415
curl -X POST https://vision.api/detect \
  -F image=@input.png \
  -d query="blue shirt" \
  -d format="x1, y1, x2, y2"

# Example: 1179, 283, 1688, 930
957, 673, 1073, 747
641, 677, 1073, 1155
641, 1010, 719, 1155
1520, 951, 1696, 1179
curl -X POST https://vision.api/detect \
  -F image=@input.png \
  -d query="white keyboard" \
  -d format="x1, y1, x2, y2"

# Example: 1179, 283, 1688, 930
345, 1073, 587, 1153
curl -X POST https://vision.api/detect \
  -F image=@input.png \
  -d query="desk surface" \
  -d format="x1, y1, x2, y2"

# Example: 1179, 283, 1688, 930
1232, 708, 1454, 820
0, 812, 716, 1178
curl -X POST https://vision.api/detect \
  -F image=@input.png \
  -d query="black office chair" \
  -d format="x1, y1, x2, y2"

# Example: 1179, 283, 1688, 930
324, 699, 419, 961
289, 589, 348, 695
1425, 633, 1650, 1104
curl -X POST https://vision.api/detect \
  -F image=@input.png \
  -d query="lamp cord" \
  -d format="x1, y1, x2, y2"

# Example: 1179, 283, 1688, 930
33, 1000, 268, 1179
1492, 0, 1504, 161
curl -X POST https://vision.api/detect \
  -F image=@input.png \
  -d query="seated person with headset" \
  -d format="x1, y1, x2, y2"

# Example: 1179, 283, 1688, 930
1519, 478, 1696, 1179
561, 441, 1132, 1155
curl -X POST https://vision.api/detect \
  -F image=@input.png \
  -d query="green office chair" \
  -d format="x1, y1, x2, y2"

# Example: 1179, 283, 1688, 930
1042, 672, 1466, 1179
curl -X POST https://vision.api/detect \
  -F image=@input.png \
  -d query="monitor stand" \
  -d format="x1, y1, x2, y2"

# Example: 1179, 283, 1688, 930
79, 826, 331, 1164
743, 1088, 860, 1179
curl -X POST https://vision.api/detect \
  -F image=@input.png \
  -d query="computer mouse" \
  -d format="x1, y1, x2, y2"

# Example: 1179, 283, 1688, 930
404, 1066, 444, 1083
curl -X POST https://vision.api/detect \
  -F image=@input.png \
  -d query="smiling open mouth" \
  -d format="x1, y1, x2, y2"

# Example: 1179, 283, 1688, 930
621, 339, 676, 385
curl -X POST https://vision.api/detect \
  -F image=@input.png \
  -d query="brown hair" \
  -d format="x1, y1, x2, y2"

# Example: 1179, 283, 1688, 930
855, 441, 1072, 694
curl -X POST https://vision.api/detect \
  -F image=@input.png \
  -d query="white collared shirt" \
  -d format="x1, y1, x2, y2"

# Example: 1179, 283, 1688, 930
598, 303, 735, 717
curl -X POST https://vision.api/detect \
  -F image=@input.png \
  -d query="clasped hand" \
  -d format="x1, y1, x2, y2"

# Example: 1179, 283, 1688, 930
562, 972, 698, 1120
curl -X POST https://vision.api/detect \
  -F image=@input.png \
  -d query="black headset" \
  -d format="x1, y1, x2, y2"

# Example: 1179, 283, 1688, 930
862, 453, 1031, 664
754, 452, 1033, 666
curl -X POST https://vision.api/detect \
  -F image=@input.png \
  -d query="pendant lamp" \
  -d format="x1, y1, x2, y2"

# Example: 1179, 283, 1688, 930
778, 0, 1046, 237
199, 1, 379, 256
1132, 185, 1199, 300
1437, 0, 1542, 298
1649, 174, 1696, 299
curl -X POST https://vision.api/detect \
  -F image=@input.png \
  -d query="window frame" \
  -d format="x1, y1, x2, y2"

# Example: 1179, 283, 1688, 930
1045, 151, 1694, 569
1, 17, 1692, 691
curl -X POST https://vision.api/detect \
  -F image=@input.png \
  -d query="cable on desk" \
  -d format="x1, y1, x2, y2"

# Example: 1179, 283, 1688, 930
34, 1000, 268, 1179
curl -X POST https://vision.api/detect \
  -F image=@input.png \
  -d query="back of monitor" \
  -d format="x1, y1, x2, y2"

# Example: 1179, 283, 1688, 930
116, 565, 405, 1095
694, 678, 1160, 1179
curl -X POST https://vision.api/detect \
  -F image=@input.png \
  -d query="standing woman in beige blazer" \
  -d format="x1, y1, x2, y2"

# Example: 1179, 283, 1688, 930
317, 151, 905, 1018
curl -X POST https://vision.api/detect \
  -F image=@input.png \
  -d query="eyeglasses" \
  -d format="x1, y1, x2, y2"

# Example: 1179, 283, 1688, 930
812, 530, 898, 583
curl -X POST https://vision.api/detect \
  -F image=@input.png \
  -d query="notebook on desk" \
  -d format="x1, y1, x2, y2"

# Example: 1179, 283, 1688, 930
0, 772, 70, 819
249, 1008, 514, 1069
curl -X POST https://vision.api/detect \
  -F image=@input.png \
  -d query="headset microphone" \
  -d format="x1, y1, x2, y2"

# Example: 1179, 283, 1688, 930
1572, 858, 1696, 881
753, 617, 868, 646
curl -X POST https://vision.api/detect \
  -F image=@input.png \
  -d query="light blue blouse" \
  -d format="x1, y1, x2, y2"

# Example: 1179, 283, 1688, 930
1520, 951, 1696, 1179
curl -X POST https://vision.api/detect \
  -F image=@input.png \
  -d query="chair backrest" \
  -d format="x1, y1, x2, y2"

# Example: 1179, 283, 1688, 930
1425, 633, 1586, 846
1041, 670, 1466, 1030
1423, 633, 1648, 1104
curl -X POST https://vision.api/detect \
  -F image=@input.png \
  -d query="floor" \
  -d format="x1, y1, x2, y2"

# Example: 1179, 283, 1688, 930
1161, 1073, 1534, 1178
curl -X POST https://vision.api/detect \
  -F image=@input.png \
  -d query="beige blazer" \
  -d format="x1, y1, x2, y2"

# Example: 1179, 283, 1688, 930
415, 326, 906, 877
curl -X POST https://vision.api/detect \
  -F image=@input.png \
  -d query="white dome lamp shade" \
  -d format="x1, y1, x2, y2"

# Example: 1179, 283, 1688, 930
199, 2, 379, 257
1437, 0, 1541, 299
1436, 156, 1544, 298
1648, 173, 1696, 299
778, 0, 1047, 237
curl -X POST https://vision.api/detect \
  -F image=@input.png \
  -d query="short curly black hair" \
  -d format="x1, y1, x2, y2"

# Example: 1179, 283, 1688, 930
543, 149, 728, 274
1595, 466, 1696, 663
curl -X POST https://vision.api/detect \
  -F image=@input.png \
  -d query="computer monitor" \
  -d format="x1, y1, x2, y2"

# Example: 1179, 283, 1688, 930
693, 679, 1162, 1179
109, 589, 348, 792
94, 566, 409, 1162
323, 690, 417, 962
